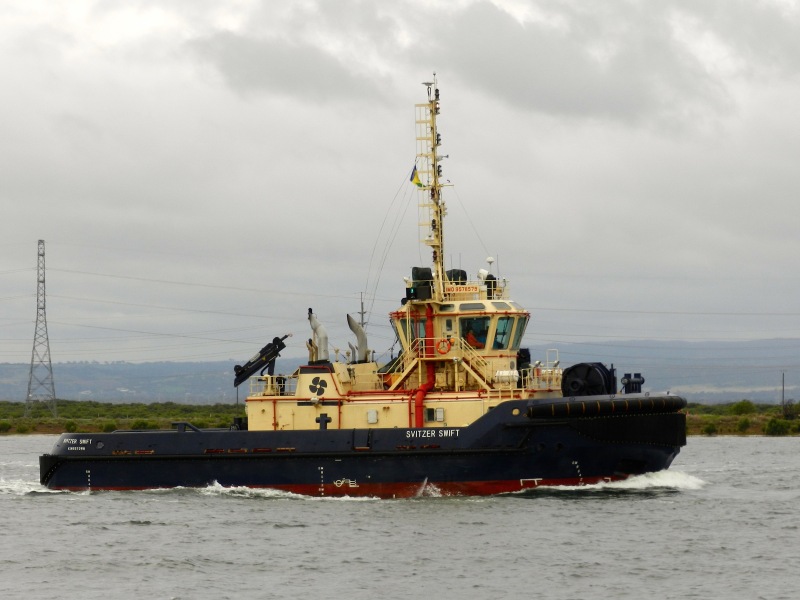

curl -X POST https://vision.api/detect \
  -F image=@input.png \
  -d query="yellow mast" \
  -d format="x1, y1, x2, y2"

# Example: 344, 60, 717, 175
416, 74, 446, 302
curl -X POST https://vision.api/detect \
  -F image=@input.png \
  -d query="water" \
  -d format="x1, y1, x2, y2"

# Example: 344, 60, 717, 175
2, 435, 798, 600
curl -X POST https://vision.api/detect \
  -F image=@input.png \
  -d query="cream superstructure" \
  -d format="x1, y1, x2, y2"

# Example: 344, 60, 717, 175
245, 76, 564, 432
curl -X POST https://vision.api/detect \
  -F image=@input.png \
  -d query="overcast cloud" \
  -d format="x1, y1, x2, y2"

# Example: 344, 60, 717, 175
3, 0, 800, 390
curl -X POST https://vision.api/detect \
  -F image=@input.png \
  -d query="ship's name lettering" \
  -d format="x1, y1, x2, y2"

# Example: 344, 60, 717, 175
405, 429, 459, 438
64, 438, 91, 450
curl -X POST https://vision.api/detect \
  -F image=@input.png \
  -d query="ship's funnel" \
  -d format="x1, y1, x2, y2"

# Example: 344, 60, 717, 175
308, 308, 329, 362
347, 314, 369, 362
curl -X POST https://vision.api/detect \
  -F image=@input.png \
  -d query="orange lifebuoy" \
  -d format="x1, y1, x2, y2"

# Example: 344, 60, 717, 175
436, 338, 452, 354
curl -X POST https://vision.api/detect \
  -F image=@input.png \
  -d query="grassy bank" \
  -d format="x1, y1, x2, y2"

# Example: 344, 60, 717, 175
686, 401, 799, 436
1, 399, 798, 436
0, 399, 245, 435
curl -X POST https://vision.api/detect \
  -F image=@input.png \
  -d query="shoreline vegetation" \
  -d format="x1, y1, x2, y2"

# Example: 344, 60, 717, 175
1, 399, 798, 437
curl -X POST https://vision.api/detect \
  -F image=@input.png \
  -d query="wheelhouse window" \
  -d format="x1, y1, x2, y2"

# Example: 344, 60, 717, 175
493, 316, 514, 350
461, 317, 490, 349
395, 316, 427, 346
459, 302, 485, 311
511, 316, 528, 350
415, 318, 427, 340
395, 319, 409, 346
390, 320, 403, 346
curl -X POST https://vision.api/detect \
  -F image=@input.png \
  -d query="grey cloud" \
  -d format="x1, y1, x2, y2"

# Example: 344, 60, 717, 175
187, 31, 392, 103
678, 0, 800, 78
416, 2, 732, 126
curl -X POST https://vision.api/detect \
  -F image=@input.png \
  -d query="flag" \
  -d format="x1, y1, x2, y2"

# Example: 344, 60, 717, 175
410, 165, 424, 188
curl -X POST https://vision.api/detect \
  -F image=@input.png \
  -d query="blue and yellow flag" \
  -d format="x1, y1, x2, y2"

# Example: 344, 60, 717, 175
410, 165, 424, 188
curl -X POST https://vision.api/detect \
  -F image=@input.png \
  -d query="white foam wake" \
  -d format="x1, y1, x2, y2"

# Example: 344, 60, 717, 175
545, 470, 706, 493
605, 470, 706, 491
0, 478, 66, 496
195, 481, 378, 501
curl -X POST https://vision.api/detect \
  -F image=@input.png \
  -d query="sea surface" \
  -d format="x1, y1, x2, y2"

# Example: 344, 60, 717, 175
1, 435, 798, 600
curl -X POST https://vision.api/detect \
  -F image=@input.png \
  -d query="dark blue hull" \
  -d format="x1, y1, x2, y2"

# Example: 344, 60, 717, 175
39, 396, 687, 497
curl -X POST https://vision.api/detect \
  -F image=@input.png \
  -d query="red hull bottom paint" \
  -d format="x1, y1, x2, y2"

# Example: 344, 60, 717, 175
53, 476, 628, 498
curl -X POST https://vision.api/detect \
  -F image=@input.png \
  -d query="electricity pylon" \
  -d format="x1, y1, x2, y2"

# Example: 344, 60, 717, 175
25, 239, 57, 417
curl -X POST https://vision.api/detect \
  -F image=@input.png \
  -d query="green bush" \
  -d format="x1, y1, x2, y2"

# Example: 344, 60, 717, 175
65, 420, 78, 433
777, 399, 796, 420
764, 418, 791, 436
731, 400, 756, 415
0, 421, 11, 433
102, 421, 118, 432
16, 424, 30, 434
702, 421, 718, 436
130, 419, 157, 430
736, 417, 751, 433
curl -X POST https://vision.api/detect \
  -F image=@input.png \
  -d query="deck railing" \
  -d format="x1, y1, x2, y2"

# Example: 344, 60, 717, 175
249, 374, 297, 397
393, 336, 494, 388
519, 366, 563, 391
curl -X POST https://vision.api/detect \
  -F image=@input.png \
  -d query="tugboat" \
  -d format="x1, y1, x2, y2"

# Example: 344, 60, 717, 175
40, 78, 686, 497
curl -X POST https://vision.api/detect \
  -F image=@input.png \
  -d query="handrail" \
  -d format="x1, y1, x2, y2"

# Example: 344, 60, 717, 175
519, 366, 563, 391
249, 374, 297, 397
447, 337, 491, 383
394, 336, 493, 388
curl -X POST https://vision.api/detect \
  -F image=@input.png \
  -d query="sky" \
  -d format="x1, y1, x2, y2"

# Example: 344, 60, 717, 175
3, 0, 800, 378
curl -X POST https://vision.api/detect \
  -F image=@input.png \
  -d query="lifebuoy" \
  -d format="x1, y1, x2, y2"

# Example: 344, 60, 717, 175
436, 338, 452, 354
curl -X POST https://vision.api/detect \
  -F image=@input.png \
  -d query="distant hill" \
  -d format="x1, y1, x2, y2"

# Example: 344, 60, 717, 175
0, 359, 302, 405
2, 338, 798, 404
535, 338, 799, 404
